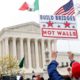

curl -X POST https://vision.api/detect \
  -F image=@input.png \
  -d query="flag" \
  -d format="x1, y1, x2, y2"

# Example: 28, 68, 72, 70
54, 0, 75, 15
19, 0, 39, 11
19, 57, 24, 68
19, 2, 29, 11
34, 0, 39, 11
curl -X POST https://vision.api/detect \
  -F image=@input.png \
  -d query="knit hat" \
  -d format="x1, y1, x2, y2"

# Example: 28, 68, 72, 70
72, 62, 80, 79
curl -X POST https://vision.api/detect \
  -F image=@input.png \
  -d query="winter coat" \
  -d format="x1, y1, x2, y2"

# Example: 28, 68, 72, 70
47, 60, 64, 80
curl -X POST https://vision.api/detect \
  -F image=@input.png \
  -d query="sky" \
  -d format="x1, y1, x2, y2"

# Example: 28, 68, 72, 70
0, 0, 80, 53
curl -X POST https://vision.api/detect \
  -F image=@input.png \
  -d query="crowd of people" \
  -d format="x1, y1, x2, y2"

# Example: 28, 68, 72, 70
26, 51, 80, 80
1, 51, 80, 80
47, 51, 80, 80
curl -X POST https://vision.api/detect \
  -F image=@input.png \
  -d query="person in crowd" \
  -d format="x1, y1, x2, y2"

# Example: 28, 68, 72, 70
32, 74, 41, 80
32, 75, 36, 80
19, 75, 23, 80
16, 73, 23, 80
47, 51, 65, 80
40, 77, 44, 80
26, 78, 30, 80
35, 74, 41, 80
67, 52, 75, 67
67, 52, 80, 80
0, 74, 2, 80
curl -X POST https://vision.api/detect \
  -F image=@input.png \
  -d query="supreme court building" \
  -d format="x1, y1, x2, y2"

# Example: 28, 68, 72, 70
0, 22, 80, 78
0, 22, 57, 74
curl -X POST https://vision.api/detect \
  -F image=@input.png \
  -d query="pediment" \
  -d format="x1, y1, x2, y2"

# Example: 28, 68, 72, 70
3, 22, 40, 34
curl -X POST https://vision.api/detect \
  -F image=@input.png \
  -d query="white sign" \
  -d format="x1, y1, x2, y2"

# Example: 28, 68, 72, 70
40, 15, 78, 39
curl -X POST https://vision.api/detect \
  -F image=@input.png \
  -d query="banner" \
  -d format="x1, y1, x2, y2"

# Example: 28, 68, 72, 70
40, 15, 78, 39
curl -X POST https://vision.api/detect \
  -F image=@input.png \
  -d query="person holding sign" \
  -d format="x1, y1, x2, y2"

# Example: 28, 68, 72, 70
47, 51, 65, 80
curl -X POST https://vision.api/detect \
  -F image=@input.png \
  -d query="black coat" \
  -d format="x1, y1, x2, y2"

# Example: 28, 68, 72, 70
20, 76, 23, 80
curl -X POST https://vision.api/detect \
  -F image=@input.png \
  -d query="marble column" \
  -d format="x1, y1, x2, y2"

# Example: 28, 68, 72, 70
5, 38, 9, 55
23, 39, 28, 68
48, 39, 51, 61
20, 38, 24, 60
35, 39, 39, 68
2, 39, 5, 56
27, 38, 32, 69
13, 38, 17, 58
1, 41, 3, 56
41, 39, 45, 68
0, 41, 1, 57
51, 40, 57, 52
53, 40, 57, 52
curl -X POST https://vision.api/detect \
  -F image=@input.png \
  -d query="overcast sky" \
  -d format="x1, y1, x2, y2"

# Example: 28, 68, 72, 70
0, 0, 80, 53
0, 0, 79, 29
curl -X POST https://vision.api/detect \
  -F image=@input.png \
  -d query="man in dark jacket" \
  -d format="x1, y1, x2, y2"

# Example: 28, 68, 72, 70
47, 51, 64, 80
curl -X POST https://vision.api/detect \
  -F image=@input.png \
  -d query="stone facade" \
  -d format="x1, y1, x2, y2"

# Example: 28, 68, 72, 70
0, 22, 57, 78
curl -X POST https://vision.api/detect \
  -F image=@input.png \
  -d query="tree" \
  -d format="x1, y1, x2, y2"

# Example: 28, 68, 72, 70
0, 54, 19, 75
